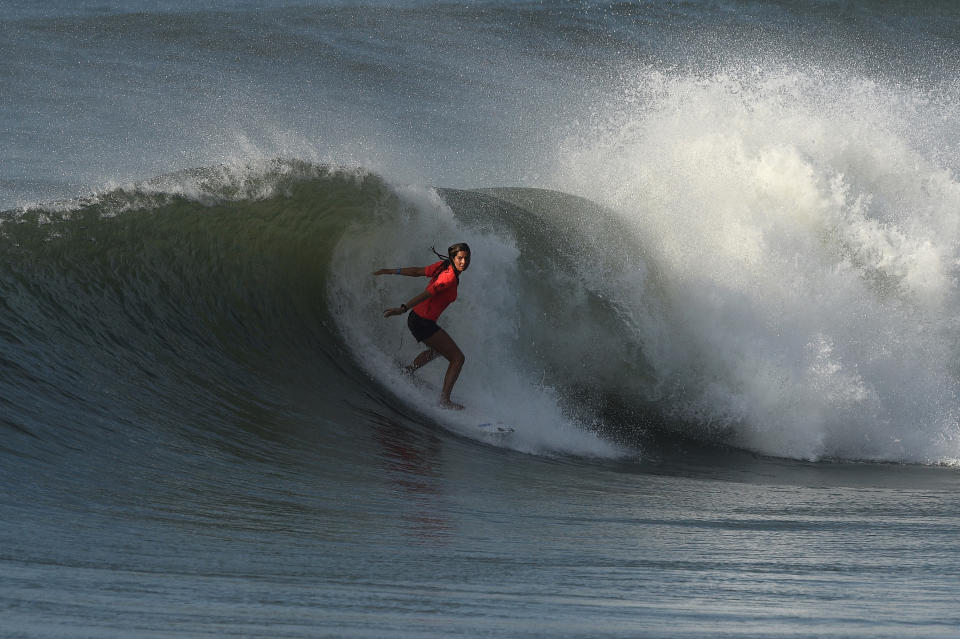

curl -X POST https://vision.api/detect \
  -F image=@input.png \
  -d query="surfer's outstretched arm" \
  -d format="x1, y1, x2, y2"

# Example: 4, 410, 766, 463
373, 267, 426, 277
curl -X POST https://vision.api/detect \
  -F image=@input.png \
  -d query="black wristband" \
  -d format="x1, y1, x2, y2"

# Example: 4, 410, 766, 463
400, 304, 407, 312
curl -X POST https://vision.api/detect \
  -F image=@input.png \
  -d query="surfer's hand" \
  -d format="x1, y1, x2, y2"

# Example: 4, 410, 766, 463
383, 307, 401, 318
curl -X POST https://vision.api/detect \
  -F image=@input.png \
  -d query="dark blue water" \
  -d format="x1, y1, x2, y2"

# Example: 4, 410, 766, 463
3, 1, 960, 636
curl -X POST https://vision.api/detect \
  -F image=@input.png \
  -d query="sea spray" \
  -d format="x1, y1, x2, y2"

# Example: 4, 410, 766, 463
552, 66, 960, 462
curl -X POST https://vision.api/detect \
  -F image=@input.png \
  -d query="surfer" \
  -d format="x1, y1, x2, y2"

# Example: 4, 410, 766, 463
375, 243, 471, 410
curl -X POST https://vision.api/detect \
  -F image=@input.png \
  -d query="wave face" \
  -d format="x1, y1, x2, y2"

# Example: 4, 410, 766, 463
0, 163, 385, 470
3, 157, 960, 466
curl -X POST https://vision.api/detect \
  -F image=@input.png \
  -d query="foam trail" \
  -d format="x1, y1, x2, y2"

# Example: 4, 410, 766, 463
553, 67, 960, 463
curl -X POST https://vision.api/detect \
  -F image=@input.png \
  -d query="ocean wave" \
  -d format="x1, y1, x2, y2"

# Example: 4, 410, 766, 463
3, 157, 960, 465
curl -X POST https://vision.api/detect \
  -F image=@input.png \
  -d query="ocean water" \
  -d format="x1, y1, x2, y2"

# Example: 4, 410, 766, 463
3, 1, 960, 637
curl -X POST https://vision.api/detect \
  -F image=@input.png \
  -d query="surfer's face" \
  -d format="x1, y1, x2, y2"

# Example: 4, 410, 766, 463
452, 250, 470, 273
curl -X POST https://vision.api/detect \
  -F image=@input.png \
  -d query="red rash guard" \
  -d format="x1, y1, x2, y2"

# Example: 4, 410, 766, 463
413, 260, 458, 321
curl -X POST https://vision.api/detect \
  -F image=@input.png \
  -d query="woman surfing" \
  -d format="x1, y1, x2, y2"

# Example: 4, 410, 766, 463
374, 243, 471, 410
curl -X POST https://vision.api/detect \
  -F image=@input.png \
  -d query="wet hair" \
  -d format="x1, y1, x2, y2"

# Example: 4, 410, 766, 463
430, 243, 471, 280
447, 242, 471, 259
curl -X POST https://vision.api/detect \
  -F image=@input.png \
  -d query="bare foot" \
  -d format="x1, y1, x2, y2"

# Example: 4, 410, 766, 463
440, 399, 465, 410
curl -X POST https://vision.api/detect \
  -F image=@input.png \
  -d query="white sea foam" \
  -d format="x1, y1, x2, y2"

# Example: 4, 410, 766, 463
551, 66, 960, 462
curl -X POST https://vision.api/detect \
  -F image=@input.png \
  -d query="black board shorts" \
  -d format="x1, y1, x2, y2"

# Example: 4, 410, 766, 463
407, 310, 441, 342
